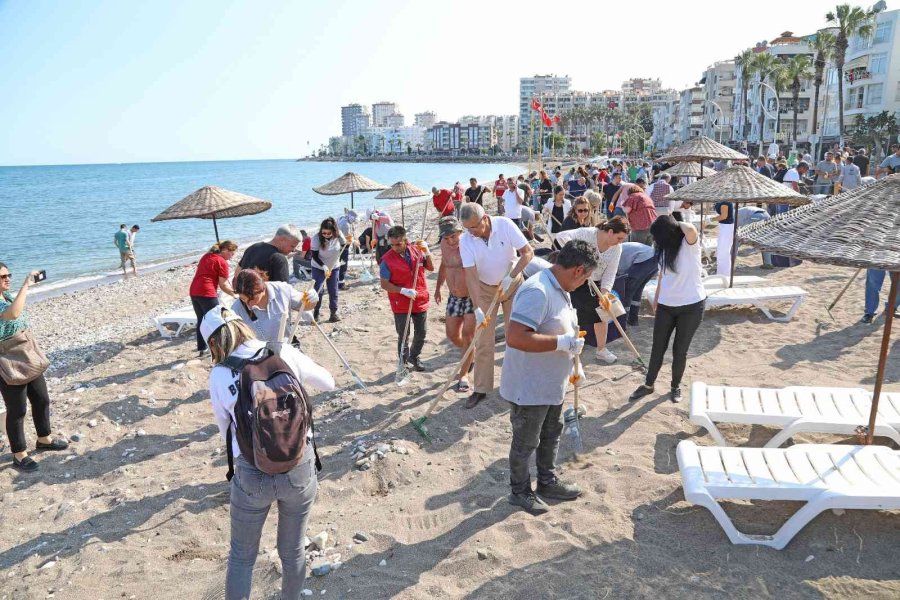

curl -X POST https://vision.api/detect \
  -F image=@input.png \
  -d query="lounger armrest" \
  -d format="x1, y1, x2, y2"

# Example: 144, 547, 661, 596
676, 441, 706, 499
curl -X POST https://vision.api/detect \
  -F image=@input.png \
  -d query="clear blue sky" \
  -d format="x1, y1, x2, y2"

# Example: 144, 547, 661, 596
1, 0, 842, 166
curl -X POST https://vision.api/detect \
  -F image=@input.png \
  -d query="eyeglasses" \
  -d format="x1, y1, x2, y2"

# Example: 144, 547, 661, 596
576, 209, 589, 214
0, 274, 10, 280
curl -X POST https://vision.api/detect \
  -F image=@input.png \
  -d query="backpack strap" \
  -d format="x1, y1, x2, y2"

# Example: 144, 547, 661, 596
225, 421, 235, 481
310, 419, 322, 473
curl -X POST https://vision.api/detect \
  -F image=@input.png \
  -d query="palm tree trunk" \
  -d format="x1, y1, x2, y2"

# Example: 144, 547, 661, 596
811, 81, 821, 138
837, 43, 846, 142
742, 83, 750, 139
792, 87, 800, 142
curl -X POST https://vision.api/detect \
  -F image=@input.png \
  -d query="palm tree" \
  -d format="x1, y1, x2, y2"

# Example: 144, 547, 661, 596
748, 52, 779, 145
809, 30, 836, 140
772, 61, 791, 141
735, 49, 755, 140
826, 4, 876, 140
782, 54, 814, 143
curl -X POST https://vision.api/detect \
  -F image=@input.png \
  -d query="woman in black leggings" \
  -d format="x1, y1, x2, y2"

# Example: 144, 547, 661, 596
629, 217, 706, 403
0, 263, 68, 472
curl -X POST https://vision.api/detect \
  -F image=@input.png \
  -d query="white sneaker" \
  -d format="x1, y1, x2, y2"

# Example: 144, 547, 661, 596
595, 348, 617, 364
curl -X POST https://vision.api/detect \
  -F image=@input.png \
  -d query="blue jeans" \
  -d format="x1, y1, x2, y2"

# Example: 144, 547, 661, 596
865, 269, 888, 316
226, 453, 318, 600
311, 267, 339, 315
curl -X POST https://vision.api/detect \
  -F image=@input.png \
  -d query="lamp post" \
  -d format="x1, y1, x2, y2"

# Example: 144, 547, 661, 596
757, 81, 780, 157
703, 100, 726, 145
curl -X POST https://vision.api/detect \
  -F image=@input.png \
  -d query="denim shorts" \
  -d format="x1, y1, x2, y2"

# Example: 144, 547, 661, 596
446, 293, 474, 318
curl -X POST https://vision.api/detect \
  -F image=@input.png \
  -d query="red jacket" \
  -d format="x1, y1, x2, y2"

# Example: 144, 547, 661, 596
494, 178, 507, 198
382, 245, 430, 314
432, 189, 454, 217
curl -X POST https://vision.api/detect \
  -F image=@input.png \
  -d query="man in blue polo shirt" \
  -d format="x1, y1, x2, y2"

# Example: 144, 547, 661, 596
500, 239, 599, 513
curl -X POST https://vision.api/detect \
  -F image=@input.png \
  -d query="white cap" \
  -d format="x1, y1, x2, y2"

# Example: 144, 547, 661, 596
200, 305, 241, 342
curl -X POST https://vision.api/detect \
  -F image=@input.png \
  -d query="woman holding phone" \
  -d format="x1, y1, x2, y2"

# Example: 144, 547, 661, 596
0, 264, 69, 472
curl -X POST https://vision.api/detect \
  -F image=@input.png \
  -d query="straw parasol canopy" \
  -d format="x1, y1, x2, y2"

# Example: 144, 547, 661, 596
151, 186, 272, 241
661, 162, 716, 178
660, 136, 749, 162
667, 166, 809, 206
739, 175, 899, 270
375, 181, 429, 227
739, 174, 900, 445
312, 172, 388, 209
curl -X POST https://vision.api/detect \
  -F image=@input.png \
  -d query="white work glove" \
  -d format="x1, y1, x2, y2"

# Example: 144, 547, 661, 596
415, 240, 430, 256
474, 307, 486, 328
556, 334, 585, 356
501, 275, 514, 295
300, 310, 314, 323
400, 288, 417, 299
302, 289, 319, 310
569, 362, 586, 386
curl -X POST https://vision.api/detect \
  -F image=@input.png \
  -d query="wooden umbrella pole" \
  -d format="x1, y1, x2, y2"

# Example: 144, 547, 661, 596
350, 191, 355, 210
827, 268, 863, 316
213, 214, 220, 243
401, 197, 405, 228
866, 271, 899, 444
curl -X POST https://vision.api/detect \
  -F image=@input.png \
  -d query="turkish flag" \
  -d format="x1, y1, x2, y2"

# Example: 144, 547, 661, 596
553, 115, 561, 125
541, 109, 552, 127
531, 97, 542, 112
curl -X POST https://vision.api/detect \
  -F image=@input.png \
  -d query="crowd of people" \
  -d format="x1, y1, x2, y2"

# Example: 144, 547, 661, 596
5, 147, 900, 599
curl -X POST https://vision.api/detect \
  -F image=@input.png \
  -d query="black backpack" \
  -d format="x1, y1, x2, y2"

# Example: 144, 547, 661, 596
222, 344, 320, 481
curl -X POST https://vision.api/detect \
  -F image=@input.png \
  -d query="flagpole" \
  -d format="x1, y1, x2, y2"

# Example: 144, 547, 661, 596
539, 108, 545, 172
528, 111, 534, 174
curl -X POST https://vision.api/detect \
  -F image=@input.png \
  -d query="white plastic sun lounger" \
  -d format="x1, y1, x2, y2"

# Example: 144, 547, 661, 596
643, 274, 769, 302
677, 440, 900, 549
690, 382, 900, 448
704, 285, 807, 322
151, 306, 197, 338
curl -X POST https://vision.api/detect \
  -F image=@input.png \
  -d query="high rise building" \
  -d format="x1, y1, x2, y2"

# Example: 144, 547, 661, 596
372, 102, 398, 127
699, 60, 736, 143
414, 111, 437, 128
341, 104, 370, 137
622, 78, 663, 96
519, 74, 571, 141
385, 113, 405, 127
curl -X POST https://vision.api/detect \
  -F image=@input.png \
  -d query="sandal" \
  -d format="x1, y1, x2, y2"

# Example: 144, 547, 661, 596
13, 456, 39, 472
36, 438, 69, 451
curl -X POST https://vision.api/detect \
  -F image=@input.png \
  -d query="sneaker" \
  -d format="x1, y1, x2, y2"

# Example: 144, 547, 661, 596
595, 348, 617, 364
465, 392, 486, 409
629, 384, 654, 402
508, 491, 550, 514
862, 313, 875, 324
408, 357, 426, 372
670, 387, 682, 403
536, 477, 582, 500
454, 378, 471, 393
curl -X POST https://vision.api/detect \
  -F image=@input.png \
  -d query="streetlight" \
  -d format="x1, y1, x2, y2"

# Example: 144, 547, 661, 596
702, 100, 725, 144
756, 80, 780, 157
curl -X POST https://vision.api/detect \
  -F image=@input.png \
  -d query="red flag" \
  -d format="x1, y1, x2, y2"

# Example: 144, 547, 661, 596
531, 97, 542, 112
553, 114, 561, 125
541, 109, 552, 127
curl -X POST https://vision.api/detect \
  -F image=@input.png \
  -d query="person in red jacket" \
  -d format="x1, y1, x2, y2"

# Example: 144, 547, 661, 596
379, 225, 435, 372
494, 174, 507, 215
432, 187, 455, 217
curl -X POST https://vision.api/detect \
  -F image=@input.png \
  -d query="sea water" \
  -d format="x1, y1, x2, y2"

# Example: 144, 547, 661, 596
0, 159, 517, 296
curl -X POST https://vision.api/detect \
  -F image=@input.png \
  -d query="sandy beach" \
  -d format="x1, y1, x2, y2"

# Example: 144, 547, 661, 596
1, 203, 898, 600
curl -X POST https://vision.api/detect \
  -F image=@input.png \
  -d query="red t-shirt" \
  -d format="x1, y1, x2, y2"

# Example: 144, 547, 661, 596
623, 192, 658, 232
189, 252, 229, 297
301, 238, 312, 253
432, 189, 454, 216
494, 178, 508, 198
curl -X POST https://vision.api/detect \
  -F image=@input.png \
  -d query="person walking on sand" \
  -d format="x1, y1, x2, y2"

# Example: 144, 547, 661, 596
434, 216, 476, 393
501, 239, 599, 513
630, 216, 706, 404
202, 306, 334, 600
459, 203, 533, 409
114, 224, 137, 276
234, 224, 301, 284
379, 226, 434, 372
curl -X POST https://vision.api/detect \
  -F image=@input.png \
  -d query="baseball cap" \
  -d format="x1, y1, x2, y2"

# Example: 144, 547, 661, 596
438, 216, 463, 239
200, 305, 242, 343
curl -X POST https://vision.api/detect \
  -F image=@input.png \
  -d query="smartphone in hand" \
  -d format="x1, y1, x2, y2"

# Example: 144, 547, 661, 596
33, 270, 47, 283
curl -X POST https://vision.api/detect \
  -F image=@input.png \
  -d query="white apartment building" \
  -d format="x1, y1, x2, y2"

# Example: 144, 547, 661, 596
414, 112, 437, 129
458, 115, 518, 152
820, 7, 900, 144
519, 74, 571, 142
700, 60, 736, 144
677, 87, 704, 142
428, 121, 496, 154
651, 97, 680, 150
385, 113, 405, 127
363, 126, 426, 155
622, 78, 663, 96
372, 102, 398, 127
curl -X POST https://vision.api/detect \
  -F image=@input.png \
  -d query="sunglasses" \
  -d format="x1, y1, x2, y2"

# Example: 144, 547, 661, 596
0, 274, 10, 280
576, 209, 589, 214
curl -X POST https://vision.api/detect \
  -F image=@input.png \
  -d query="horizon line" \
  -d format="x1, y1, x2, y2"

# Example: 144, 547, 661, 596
0, 156, 304, 169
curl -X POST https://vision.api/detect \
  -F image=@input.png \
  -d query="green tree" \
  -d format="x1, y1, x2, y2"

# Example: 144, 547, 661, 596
547, 132, 567, 155
851, 111, 898, 158
783, 54, 814, 143
771, 60, 790, 141
809, 30, 836, 139
748, 52, 779, 143
826, 4, 876, 140
735, 48, 755, 139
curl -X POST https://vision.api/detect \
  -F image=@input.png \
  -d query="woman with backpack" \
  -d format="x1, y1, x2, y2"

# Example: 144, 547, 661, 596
203, 305, 335, 600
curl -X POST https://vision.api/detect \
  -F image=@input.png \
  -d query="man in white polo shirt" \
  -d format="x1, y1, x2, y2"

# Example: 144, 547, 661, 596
501, 239, 598, 513
501, 176, 525, 229
459, 203, 534, 408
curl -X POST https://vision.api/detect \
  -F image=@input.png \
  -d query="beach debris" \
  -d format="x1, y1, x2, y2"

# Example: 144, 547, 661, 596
70, 433, 83, 442
476, 548, 490, 560
311, 562, 331, 577
352, 532, 369, 543
171, 363, 185, 370
805, 555, 815, 562
39, 559, 57, 570
302, 590, 313, 597
310, 532, 329, 551
136, 429, 146, 437
378, 559, 387, 567
87, 419, 98, 428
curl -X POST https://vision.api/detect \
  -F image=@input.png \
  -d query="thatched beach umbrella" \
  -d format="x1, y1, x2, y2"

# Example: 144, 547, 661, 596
667, 166, 809, 286
312, 172, 388, 210
662, 161, 717, 178
375, 181, 429, 228
151, 186, 272, 242
739, 174, 900, 444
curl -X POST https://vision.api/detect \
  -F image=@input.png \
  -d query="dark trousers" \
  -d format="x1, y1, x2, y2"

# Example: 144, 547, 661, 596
0, 373, 52, 454
646, 299, 705, 389
338, 245, 350, 284
620, 258, 660, 324
311, 267, 339, 316
191, 295, 220, 351
508, 403, 564, 494
393, 311, 427, 362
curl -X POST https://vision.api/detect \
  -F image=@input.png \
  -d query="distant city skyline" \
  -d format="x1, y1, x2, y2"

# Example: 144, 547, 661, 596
0, 0, 853, 166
